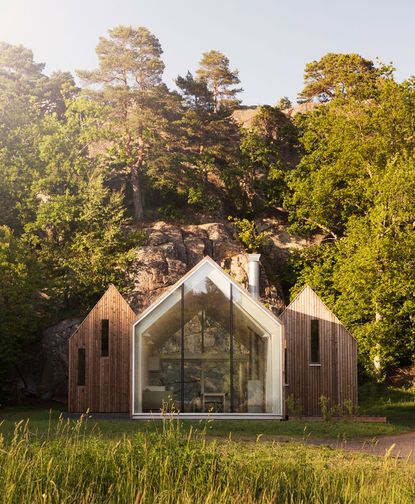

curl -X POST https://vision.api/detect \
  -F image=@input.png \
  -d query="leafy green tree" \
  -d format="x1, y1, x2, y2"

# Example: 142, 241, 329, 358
196, 50, 242, 112
239, 105, 298, 213
25, 174, 140, 309
287, 75, 415, 238
297, 53, 393, 103
0, 43, 77, 232
0, 226, 40, 379
291, 154, 415, 377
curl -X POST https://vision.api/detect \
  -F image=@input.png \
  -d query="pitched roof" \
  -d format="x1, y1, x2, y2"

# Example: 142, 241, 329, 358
133, 255, 281, 328
69, 284, 136, 341
280, 284, 356, 341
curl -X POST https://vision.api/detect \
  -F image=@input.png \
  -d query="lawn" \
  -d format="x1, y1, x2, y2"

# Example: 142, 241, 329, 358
0, 403, 404, 441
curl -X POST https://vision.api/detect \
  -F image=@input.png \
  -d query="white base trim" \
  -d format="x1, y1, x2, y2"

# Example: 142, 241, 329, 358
132, 413, 283, 420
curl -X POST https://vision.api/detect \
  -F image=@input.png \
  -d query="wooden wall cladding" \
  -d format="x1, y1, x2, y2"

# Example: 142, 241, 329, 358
281, 285, 357, 416
68, 285, 137, 413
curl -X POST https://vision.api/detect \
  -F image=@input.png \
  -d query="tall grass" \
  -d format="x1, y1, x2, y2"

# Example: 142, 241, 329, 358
0, 415, 414, 503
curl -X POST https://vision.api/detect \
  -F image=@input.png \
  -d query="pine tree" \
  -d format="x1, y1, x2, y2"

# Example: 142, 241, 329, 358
77, 26, 169, 221
196, 50, 242, 112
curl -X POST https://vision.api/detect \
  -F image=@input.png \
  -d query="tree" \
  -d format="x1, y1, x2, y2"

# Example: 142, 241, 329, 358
196, 50, 242, 112
291, 154, 415, 378
25, 174, 140, 309
77, 26, 169, 221
297, 53, 393, 103
0, 226, 41, 379
174, 71, 242, 213
0, 43, 68, 232
286, 74, 415, 238
239, 105, 298, 213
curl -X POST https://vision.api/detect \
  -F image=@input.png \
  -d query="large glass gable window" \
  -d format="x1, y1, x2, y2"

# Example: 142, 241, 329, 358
134, 262, 280, 415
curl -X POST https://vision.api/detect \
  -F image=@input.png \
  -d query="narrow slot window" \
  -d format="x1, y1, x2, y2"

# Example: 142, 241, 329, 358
101, 319, 109, 357
310, 319, 320, 363
78, 348, 86, 386
284, 347, 288, 384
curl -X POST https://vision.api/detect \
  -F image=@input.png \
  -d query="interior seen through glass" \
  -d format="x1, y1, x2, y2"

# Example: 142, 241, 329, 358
138, 264, 271, 414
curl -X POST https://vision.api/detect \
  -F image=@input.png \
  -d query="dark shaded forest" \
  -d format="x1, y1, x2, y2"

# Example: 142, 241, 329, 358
1, 26, 415, 381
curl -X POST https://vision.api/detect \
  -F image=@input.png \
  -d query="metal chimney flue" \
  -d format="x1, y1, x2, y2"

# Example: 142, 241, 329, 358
247, 253, 261, 299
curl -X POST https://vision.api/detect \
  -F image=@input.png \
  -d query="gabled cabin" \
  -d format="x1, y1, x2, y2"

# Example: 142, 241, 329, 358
132, 256, 284, 419
281, 285, 357, 416
68, 284, 137, 413
67, 258, 358, 419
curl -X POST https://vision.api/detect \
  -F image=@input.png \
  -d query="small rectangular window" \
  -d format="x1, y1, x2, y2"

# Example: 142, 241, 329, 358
284, 347, 288, 384
101, 319, 109, 357
77, 348, 86, 386
310, 319, 320, 363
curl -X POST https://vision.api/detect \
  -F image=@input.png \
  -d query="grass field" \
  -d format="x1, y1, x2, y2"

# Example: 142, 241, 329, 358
0, 414, 415, 503
1, 384, 415, 503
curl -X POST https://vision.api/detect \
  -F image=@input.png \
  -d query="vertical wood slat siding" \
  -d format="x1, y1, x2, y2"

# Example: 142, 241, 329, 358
281, 286, 357, 416
68, 285, 136, 413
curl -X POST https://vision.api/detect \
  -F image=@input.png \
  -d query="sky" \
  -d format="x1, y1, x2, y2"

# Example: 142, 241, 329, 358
0, 0, 414, 105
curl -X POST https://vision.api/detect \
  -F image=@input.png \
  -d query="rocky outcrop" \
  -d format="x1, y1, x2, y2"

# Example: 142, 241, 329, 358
3, 318, 81, 403
126, 221, 286, 314
232, 102, 321, 128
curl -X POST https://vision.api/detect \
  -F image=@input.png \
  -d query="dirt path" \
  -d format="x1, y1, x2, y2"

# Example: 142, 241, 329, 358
310, 431, 415, 461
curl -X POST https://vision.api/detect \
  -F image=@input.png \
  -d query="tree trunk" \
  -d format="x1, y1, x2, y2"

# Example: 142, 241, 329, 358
131, 168, 144, 221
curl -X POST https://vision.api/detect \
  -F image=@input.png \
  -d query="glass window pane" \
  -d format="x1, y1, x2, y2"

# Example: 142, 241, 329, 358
183, 263, 231, 413
310, 319, 320, 363
134, 287, 182, 414
232, 286, 272, 413
77, 348, 86, 386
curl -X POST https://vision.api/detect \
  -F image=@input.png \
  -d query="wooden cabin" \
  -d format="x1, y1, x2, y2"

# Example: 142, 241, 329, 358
68, 284, 137, 413
281, 285, 358, 417
67, 260, 358, 418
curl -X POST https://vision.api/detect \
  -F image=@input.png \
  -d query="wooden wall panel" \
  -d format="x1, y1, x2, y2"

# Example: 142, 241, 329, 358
281, 285, 357, 416
68, 285, 137, 413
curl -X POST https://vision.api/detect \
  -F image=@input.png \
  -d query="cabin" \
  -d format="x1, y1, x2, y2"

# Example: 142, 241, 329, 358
68, 284, 137, 413
281, 285, 358, 416
68, 256, 357, 418
132, 256, 283, 419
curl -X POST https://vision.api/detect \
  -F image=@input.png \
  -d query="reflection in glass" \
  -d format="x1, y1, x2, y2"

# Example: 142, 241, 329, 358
135, 288, 182, 413
134, 261, 279, 415
183, 264, 231, 412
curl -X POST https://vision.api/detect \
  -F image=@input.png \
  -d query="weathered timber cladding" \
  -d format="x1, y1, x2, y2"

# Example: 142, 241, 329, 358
281, 285, 357, 416
68, 285, 136, 413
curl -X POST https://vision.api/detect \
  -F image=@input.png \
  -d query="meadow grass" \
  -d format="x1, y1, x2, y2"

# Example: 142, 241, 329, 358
0, 414, 414, 504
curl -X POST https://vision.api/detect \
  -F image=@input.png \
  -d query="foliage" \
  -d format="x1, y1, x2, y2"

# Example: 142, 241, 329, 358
239, 105, 298, 212
2, 32, 415, 383
25, 175, 141, 309
196, 50, 242, 111
229, 217, 271, 253
285, 394, 303, 419
298, 53, 393, 103
0, 227, 40, 378
77, 25, 177, 221
319, 395, 340, 422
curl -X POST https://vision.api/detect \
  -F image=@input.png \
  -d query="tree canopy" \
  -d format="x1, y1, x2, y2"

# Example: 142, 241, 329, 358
1, 30, 415, 382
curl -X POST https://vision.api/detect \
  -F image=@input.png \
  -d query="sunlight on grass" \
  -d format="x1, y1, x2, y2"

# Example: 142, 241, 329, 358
0, 415, 414, 503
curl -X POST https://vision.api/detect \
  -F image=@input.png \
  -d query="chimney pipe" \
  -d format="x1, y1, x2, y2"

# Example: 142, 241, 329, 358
247, 253, 261, 299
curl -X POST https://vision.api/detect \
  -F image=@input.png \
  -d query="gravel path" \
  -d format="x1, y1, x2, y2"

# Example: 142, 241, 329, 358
310, 431, 415, 461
